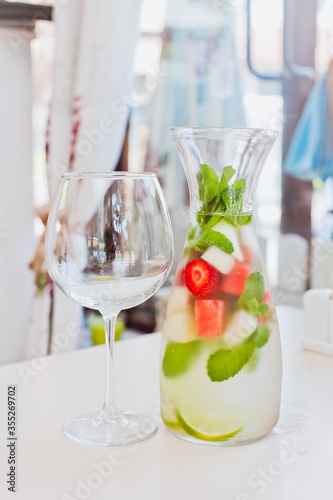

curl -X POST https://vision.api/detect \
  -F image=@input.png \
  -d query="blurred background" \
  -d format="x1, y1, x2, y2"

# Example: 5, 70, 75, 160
1, 0, 333, 364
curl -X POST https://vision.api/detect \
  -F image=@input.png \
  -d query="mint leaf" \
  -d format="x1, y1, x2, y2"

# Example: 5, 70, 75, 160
219, 181, 251, 227
225, 212, 253, 227
188, 226, 234, 254
218, 165, 235, 196
205, 214, 222, 230
223, 193, 244, 226
198, 164, 219, 204
253, 325, 271, 348
222, 187, 239, 208
203, 229, 234, 254
196, 205, 207, 225
187, 225, 208, 252
162, 341, 201, 378
246, 349, 261, 371
238, 272, 265, 310
196, 205, 222, 226
247, 298, 270, 317
237, 214, 252, 226
187, 223, 197, 241
232, 179, 246, 195
207, 340, 255, 382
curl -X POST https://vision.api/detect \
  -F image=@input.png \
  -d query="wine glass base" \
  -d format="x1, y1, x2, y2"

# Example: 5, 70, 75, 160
64, 410, 157, 446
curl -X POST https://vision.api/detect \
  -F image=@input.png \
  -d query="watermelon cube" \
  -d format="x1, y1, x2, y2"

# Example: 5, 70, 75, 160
194, 299, 226, 337
221, 262, 251, 296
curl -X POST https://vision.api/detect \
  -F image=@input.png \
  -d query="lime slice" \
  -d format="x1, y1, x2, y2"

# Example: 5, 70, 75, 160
162, 417, 182, 432
177, 407, 243, 442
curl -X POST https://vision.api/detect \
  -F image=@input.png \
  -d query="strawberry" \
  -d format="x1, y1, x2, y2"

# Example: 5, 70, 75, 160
194, 299, 226, 337
184, 259, 220, 298
258, 290, 274, 323
221, 261, 251, 296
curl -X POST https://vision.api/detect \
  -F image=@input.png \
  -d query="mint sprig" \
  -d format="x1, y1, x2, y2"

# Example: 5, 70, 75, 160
190, 164, 253, 253
247, 298, 270, 317
238, 272, 271, 320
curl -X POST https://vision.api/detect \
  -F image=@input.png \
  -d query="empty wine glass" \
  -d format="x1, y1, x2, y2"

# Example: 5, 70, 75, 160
45, 172, 173, 446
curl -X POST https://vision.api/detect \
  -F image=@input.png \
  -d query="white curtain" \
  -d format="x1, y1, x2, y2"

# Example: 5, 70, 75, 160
142, 0, 245, 208
24, 0, 142, 359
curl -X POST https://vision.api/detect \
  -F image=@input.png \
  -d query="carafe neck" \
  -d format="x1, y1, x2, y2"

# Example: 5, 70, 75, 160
171, 127, 278, 213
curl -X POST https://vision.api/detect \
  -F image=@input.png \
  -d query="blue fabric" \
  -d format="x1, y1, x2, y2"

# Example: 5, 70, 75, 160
283, 73, 333, 181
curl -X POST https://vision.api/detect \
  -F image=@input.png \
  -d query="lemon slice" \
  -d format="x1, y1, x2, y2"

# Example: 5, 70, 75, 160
177, 407, 243, 442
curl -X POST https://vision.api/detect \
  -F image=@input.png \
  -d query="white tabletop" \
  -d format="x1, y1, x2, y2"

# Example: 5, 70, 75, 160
0, 306, 332, 500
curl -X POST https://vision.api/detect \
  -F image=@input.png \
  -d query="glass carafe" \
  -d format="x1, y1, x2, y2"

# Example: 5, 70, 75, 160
160, 127, 282, 445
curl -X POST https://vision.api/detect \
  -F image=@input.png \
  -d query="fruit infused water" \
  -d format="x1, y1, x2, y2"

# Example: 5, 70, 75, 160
160, 158, 282, 445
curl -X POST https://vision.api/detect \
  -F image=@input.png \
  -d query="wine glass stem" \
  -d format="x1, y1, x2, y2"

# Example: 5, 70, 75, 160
101, 311, 120, 419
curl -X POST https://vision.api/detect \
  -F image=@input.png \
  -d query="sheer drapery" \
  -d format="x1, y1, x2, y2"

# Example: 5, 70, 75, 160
141, 2, 245, 208
24, 0, 141, 359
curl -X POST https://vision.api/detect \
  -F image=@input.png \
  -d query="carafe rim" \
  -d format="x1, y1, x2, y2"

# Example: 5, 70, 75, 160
170, 126, 278, 143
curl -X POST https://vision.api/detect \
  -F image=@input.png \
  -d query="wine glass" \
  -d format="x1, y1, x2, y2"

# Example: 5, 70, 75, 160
45, 172, 173, 446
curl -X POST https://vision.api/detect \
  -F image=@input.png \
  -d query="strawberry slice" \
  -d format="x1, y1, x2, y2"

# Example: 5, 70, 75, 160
195, 299, 226, 337
184, 259, 220, 298
258, 290, 274, 323
221, 261, 251, 296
